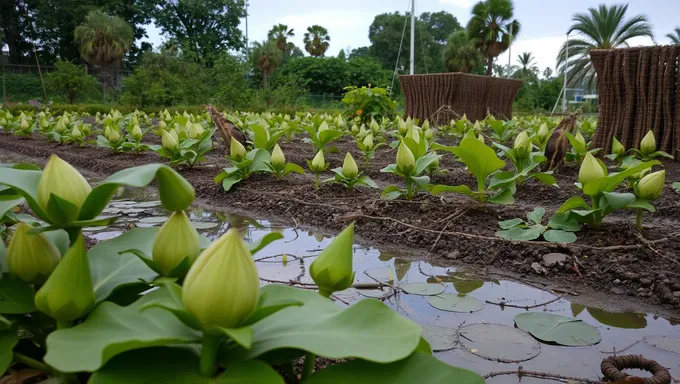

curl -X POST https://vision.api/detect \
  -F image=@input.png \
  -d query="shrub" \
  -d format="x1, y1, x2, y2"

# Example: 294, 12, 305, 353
44, 61, 98, 104
342, 86, 397, 124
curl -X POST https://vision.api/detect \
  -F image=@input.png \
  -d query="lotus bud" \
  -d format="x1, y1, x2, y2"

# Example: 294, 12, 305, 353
131, 124, 143, 141
538, 123, 549, 138
358, 125, 368, 138
108, 128, 121, 143
104, 126, 111, 138
7, 222, 60, 285
424, 128, 433, 140
640, 130, 656, 155
422, 120, 430, 131
477, 133, 485, 143
20, 118, 29, 130
229, 137, 246, 161
0, 118, 6, 126
396, 141, 416, 174
71, 126, 83, 139
351, 124, 359, 134
342, 153, 359, 179
310, 150, 326, 172
370, 119, 380, 133
162, 130, 178, 151
318, 121, 329, 133
513, 131, 531, 156
183, 229, 259, 329
40, 118, 49, 129
159, 120, 167, 130
152, 211, 201, 276
612, 137, 625, 156
397, 119, 408, 135
310, 223, 356, 297
406, 127, 420, 143
636, 170, 665, 200
34, 235, 95, 322
38, 155, 92, 223
578, 152, 605, 186
575, 132, 586, 148
336, 115, 346, 129
362, 134, 374, 150
271, 144, 286, 167
55, 119, 66, 133
169, 128, 179, 142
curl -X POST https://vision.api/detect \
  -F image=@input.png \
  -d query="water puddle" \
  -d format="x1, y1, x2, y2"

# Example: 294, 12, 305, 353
90, 187, 680, 382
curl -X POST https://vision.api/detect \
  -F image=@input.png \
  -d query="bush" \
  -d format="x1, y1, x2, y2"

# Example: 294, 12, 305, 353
342, 85, 397, 124
3, 73, 45, 103
44, 61, 99, 104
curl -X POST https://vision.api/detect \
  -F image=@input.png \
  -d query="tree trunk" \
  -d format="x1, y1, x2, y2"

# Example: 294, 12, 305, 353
487, 56, 494, 76
263, 72, 269, 90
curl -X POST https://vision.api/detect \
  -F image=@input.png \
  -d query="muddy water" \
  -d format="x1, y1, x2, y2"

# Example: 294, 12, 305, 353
88, 187, 680, 383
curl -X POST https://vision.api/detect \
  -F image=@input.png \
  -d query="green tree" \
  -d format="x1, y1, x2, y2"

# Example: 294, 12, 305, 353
513, 52, 538, 81
143, 0, 246, 64
543, 67, 553, 80
74, 10, 133, 91
0, 0, 34, 63
442, 30, 482, 73
45, 61, 98, 103
251, 40, 283, 89
420, 11, 462, 45
304, 25, 331, 57
467, 0, 521, 76
667, 27, 680, 44
349, 46, 371, 59
268, 23, 296, 63
557, 4, 653, 90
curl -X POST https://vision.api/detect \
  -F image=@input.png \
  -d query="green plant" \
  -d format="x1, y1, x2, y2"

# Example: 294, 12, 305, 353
380, 138, 440, 200
487, 117, 514, 143
44, 61, 98, 104
629, 130, 674, 161
152, 129, 214, 168
307, 150, 331, 190
215, 148, 273, 191
302, 121, 344, 152
632, 170, 665, 231
673, 182, 680, 193
467, 0, 521, 76
356, 133, 386, 163
266, 144, 305, 180
342, 86, 397, 125
496, 208, 579, 243
565, 132, 601, 163
491, 131, 557, 187
604, 136, 627, 164
324, 153, 377, 191
431, 138, 514, 204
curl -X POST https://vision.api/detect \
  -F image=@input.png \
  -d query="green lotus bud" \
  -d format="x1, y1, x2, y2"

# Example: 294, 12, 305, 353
636, 170, 665, 200
477, 133, 485, 143
612, 137, 625, 156
108, 128, 120, 143
38, 155, 92, 223
190, 123, 204, 139
397, 119, 407, 135
358, 125, 368, 138
183, 229, 259, 329
422, 120, 430, 131
20, 118, 29, 130
40, 118, 49, 129
169, 128, 179, 142
310, 223, 355, 297
271, 144, 286, 167
574, 132, 586, 147
538, 123, 549, 138
310, 150, 326, 172
424, 128, 433, 140
318, 121, 329, 133
35, 235, 95, 322
229, 137, 246, 161
351, 124, 359, 134
152, 211, 201, 276
370, 119, 380, 133
7, 222, 60, 285
55, 119, 66, 133
71, 127, 83, 139
162, 130, 178, 151
0, 118, 6, 126
406, 127, 420, 143
396, 141, 416, 174
362, 134, 374, 150
159, 120, 167, 130
131, 124, 143, 141
513, 131, 531, 156
336, 115, 346, 129
342, 153, 359, 179
640, 130, 656, 155
578, 152, 605, 186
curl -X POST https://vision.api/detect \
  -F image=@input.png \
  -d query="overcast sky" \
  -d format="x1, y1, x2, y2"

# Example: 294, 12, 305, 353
143, 0, 680, 72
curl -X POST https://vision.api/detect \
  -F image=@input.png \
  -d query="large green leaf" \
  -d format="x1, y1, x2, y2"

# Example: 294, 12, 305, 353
0, 274, 36, 314
556, 196, 590, 214
0, 325, 18, 375
582, 160, 659, 196
547, 213, 580, 232
514, 312, 601, 346
496, 227, 543, 241
245, 299, 421, 363
89, 227, 159, 302
447, 138, 505, 191
246, 149, 273, 173
430, 185, 473, 196
90, 347, 284, 384
80, 164, 195, 220
601, 192, 636, 210
302, 352, 484, 384
0, 167, 48, 221
414, 153, 439, 175
0, 197, 23, 219
44, 287, 201, 372
488, 188, 514, 204
428, 294, 484, 313
542, 230, 577, 243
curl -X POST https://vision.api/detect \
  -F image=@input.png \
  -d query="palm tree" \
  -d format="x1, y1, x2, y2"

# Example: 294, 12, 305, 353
74, 10, 133, 91
303, 25, 331, 57
557, 4, 653, 90
467, 0, 521, 76
514, 52, 538, 80
268, 24, 295, 54
442, 30, 483, 73
667, 27, 680, 44
251, 40, 283, 90
543, 67, 553, 79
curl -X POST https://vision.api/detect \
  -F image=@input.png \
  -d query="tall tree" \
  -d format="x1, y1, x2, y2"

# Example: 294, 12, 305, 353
557, 4, 653, 90
467, 0, 521, 76
667, 27, 680, 44
442, 30, 482, 73
143, 0, 246, 64
267, 23, 295, 63
74, 10, 133, 90
543, 67, 553, 80
303, 25, 330, 57
0, 0, 34, 63
251, 40, 282, 89
514, 52, 538, 80
420, 11, 462, 45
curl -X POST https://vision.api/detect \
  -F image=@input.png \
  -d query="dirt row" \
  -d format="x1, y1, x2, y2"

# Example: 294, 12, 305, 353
1, 131, 679, 315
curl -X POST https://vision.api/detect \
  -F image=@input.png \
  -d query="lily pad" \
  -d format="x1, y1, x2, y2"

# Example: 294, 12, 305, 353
401, 283, 445, 296
428, 294, 484, 313
356, 288, 392, 299
101, 208, 122, 214
190, 222, 219, 230
514, 312, 601, 346
644, 336, 680, 354
122, 208, 146, 215
138, 216, 169, 224
458, 323, 540, 362
364, 267, 395, 284
133, 201, 162, 208
421, 325, 457, 352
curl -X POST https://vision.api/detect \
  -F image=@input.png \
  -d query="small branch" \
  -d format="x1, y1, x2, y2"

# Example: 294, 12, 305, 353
635, 232, 680, 266
483, 367, 602, 384
484, 295, 564, 310
599, 339, 642, 355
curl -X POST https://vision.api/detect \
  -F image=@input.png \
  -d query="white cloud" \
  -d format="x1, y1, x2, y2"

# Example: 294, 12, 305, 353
439, 0, 475, 8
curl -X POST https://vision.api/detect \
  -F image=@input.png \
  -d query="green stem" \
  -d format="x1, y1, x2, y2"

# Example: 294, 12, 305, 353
199, 332, 221, 377
301, 353, 316, 380
315, 174, 319, 190
636, 209, 643, 231
13, 353, 53, 375
57, 320, 72, 330
65, 228, 81, 244
406, 179, 413, 199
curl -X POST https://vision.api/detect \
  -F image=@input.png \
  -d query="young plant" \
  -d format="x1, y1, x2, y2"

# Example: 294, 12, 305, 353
250, 121, 284, 151
215, 144, 272, 192
120, 124, 151, 154
152, 129, 214, 168
325, 153, 377, 191
604, 137, 627, 164
307, 150, 331, 190
266, 144, 305, 180
380, 137, 439, 200
496, 207, 579, 243
487, 117, 514, 143
532, 122, 552, 151
302, 121, 344, 152
630, 130, 673, 161
557, 153, 659, 228
633, 170, 665, 231
492, 131, 557, 187
565, 132, 601, 163
356, 133, 385, 163
97, 126, 126, 153
431, 138, 514, 204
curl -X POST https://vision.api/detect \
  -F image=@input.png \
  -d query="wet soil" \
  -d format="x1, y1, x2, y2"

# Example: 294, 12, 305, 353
1, 131, 679, 314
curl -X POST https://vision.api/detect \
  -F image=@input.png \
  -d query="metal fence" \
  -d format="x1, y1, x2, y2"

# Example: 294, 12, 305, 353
3, 64, 132, 89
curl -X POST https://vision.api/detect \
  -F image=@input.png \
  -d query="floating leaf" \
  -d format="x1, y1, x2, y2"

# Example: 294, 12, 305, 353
190, 222, 219, 230
401, 283, 445, 296
421, 325, 457, 352
133, 201, 162, 208
458, 323, 540, 362
356, 289, 391, 299
586, 308, 647, 329
428, 294, 484, 313
364, 267, 394, 284
514, 312, 601, 346
138, 216, 169, 224
452, 280, 484, 295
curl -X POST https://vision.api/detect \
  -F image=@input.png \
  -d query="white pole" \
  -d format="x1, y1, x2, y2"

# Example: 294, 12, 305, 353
409, 0, 415, 75
562, 32, 569, 113
507, 23, 513, 77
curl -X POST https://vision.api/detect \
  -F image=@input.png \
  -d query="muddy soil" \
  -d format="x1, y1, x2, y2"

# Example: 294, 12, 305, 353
1, 131, 679, 313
